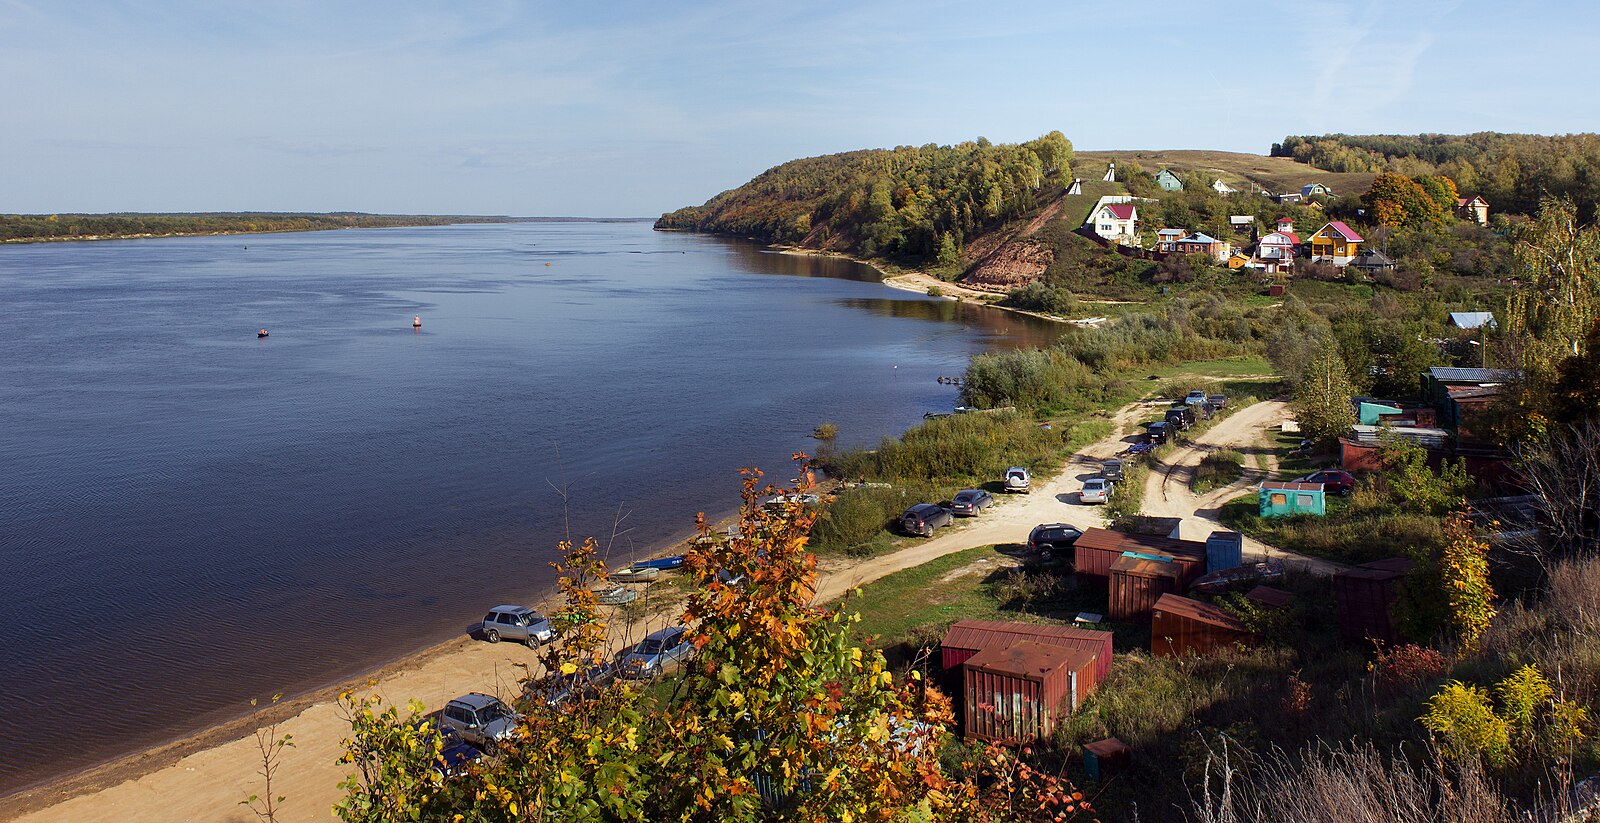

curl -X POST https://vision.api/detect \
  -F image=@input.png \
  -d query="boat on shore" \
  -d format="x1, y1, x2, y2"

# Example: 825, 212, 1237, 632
631, 555, 685, 571
612, 566, 661, 584
596, 586, 639, 605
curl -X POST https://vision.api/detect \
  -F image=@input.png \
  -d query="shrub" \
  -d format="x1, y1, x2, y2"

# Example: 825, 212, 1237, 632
926, 285, 945, 298
1101, 462, 1148, 520
1369, 643, 1450, 693
1193, 449, 1245, 494
812, 422, 839, 441
1421, 681, 1511, 766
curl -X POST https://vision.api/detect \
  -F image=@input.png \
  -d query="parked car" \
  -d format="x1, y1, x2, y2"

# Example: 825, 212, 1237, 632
1027, 523, 1083, 560
1080, 477, 1112, 504
440, 693, 522, 752
413, 718, 484, 778
1294, 469, 1357, 495
1003, 467, 1032, 494
1184, 390, 1208, 406
481, 605, 554, 648
1197, 401, 1216, 420
529, 663, 617, 708
898, 503, 953, 537
1101, 459, 1125, 483
1208, 393, 1227, 410
619, 626, 697, 679
1165, 406, 1196, 430
1145, 421, 1169, 444
949, 489, 995, 516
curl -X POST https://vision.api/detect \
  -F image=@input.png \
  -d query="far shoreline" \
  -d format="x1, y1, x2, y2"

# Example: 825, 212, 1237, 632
0, 216, 655, 246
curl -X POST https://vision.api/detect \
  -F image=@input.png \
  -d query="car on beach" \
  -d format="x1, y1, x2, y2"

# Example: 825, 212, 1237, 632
619, 626, 697, 679
1294, 469, 1357, 495
898, 503, 953, 537
1003, 467, 1032, 494
1080, 477, 1111, 504
481, 605, 554, 648
949, 489, 995, 516
413, 718, 484, 778
1027, 523, 1083, 561
441, 693, 522, 752
528, 663, 619, 709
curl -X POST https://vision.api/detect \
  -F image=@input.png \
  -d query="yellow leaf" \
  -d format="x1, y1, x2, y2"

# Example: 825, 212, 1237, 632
560, 662, 578, 675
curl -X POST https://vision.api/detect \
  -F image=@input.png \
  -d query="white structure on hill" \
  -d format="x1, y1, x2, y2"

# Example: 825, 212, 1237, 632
1103, 162, 1117, 182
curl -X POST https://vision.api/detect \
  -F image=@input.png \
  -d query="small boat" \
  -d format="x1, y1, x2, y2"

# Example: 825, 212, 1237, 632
257, 329, 269, 338
413, 315, 422, 328
596, 586, 638, 605
1188, 559, 1285, 595
631, 555, 685, 571
612, 566, 660, 584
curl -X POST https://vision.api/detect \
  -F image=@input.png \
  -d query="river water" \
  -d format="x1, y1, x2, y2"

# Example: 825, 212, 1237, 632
0, 220, 1058, 793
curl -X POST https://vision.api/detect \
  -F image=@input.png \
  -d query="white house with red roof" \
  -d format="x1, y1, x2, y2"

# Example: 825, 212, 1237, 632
1307, 221, 1363, 266
1089, 202, 1139, 245
1255, 229, 1300, 273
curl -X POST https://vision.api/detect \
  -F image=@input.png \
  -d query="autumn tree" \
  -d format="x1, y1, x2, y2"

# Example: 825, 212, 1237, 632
1291, 346, 1358, 445
1508, 196, 1600, 371
1362, 173, 1451, 229
1439, 510, 1496, 651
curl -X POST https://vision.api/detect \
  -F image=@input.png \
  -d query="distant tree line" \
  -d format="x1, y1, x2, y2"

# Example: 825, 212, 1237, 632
1272, 132, 1600, 217
655, 132, 1074, 264
0, 212, 510, 242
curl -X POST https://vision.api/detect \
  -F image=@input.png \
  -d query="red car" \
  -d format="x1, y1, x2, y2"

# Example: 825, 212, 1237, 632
1294, 469, 1356, 495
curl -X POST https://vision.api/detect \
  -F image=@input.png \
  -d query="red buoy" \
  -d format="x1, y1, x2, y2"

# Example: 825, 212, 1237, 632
412, 315, 422, 328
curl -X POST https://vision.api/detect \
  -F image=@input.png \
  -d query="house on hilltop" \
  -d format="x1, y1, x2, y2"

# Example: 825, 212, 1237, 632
1156, 228, 1185, 252
1457, 195, 1490, 225
1212, 179, 1237, 194
1307, 221, 1362, 266
1155, 169, 1184, 191
1089, 203, 1139, 245
1301, 182, 1334, 198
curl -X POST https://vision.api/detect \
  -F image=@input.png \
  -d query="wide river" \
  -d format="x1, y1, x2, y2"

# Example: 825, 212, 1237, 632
0, 220, 1059, 793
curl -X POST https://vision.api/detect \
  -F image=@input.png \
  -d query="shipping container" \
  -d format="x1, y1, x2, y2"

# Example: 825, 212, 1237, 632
1205, 530, 1244, 573
1074, 527, 1207, 587
1082, 737, 1131, 780
941, 619, 1113, 680
1108, 552, 1182, 621
1150, 593, 1254, 657
1258, 481, 1326, 517
1332, 557, 1414, 645
961, 640, 1098, 743
1245, 584, 1295, 610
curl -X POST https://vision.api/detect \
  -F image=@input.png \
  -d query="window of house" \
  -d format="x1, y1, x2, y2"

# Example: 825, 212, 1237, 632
1270, 493, 1287, 506
1297, 494, 1315, 507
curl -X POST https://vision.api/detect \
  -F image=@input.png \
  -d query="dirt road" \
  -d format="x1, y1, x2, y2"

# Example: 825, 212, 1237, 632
6, 405, 1153, 823
1140, 399, 1345, 575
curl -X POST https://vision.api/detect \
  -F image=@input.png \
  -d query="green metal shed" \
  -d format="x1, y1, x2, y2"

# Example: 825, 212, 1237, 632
1258, 481, 1325, 517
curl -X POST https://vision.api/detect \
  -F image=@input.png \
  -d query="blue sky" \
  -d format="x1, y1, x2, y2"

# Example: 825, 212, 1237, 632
0, 0, 1591, 216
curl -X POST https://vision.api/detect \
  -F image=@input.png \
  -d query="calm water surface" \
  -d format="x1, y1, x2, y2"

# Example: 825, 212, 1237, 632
0, 221, 1059, 792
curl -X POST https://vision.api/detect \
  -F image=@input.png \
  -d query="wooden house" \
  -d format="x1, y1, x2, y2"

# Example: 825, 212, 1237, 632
1307, 221, 1363, 266
1258, 481, 1325, 517
1154, 169, 1184, 191
1228, 215, 1256, 234
1150, 594, 1254, 657
1089, 203, 1139, 245
1456, 195, 1489, 225
1156, 228, 1185, 252
1174, 232, 1231, 263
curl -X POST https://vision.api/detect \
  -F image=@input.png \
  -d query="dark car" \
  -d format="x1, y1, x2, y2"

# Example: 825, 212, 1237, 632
1146, 421, 1169, 444
1295, 469, 1357, 495
1101, 459, 1125, 482
1027, 523, 1083, 561
1165, 406, 1196, 430
1208, 394, 1227, 410
528, 663, 618, 709
949, 489, 995, 517
413, 719, 484, 778
898, 503, 953, 537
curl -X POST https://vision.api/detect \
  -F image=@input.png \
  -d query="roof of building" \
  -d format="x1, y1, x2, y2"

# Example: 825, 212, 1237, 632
1074, 527, 1206, 559
1448, 311, 1496, 329
962, 640, 1096, 680
1336, 557, 1414, 581
1229, 215, 1255, 224
1427, 366, 1519, 383
1180, 233, 1222, 244
1103, 204, 1136, 220
1156, 169, 1179, 178
1110, 551, 1182, 579
941, 619, 1113, 652
1277, 217, 1294, 223
1152, 594, 1251, 631
1446, 384, 1508, 401
1314, 221, 1364, 242
1260, 481, 1324, 492
1157, 228, 1185, 236
1261, 231, 1300, 244
1301, 183, 1332, 196
1350, 250, 1396, 267
1245, 585, 1295, 609
1458, 195, 1489, 206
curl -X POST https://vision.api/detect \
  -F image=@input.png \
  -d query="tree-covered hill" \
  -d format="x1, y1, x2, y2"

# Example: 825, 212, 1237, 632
655, 132, 1074, 265
0, 212, 514, 243
1272, 132, 1600, 216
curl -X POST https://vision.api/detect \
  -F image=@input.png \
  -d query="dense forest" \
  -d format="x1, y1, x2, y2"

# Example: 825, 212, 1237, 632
0, 212, 513, 242
655, 133, 1074, 263
1271, 133, 1600, 217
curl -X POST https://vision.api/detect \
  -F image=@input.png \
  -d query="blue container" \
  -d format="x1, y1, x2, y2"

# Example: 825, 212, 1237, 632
1205, 531, 1243, 573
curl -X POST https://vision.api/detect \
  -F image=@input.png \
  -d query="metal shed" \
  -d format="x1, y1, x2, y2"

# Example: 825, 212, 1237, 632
1108, 552, 1182, 621
1205, 530, 1244, 573
1150, 594, 1255, 657
961, 640, 1099, 743
1073, 527, 1206, 586
1082, 737, 1131, 780
1245, 585, 1295, 610
1332, 557, 1414, 645
1258, 481, 1326, 517
940, 619, 1113, 681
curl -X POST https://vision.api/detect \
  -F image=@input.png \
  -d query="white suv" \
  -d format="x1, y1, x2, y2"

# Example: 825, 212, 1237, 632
1004, 467, 1031, 493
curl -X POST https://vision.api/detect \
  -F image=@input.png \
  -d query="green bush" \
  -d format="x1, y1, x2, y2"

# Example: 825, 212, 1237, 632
810, 483, 947, 556
821, 411, 1063, 486
1102, 462, 1148, 520
1192, 449, 1245, 494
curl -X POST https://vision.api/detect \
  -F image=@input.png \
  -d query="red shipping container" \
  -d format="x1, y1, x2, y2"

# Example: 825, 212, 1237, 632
961, 640, 1099, 743
1332, 558, 1413, 645
1150, 594, 1254, 657
1108, 552, 1182, 621
1073, 528, 1206, 587
940, 619, 1114, 681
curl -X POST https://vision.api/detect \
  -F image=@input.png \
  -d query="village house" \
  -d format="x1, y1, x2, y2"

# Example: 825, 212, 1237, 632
1089, 203, 1139, 245
1254, 227, 1299, 273
1448, 311, 1496, 330
1212, 179, 1237, 194
1228, 215, 1255, 235
1156, 228, 1185, 252
1174, 232, 1231, 264
1154, 169, 1184, 191
1456, 195, 1490, 225
1307, 221, 1363, 266
1347, 249, 1397, 275
1300, 182, 1334, 198
1271, 191, 1303, 205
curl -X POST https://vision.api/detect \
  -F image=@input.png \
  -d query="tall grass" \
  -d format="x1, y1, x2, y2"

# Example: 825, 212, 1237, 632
822, 410, 1062, 485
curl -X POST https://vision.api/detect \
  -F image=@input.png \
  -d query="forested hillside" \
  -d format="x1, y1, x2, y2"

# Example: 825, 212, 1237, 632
0, 212, 511, 242
1272, 133, 1600, 216
655, 133, 1073, 264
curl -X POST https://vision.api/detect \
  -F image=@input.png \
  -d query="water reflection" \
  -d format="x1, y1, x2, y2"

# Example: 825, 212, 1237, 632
833, 297, 1062, 349
703, 236, 885, 282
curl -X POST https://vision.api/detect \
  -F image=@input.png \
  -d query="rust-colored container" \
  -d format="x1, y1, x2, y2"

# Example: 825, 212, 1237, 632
1150, 594, 1254, 657
1245, 584, 1295, 610
1332, 557, 1414, 645
1108, 552, 1182, 621
1073, 527, 1207, 587
940, 619, 1113, 681
961, 640, 1098, 743
1082, 737, 1131, 780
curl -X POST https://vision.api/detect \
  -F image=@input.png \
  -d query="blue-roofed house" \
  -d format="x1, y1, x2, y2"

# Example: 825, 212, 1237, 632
1448, 311, 1496, 330
1301, 182, 1334, 198
1420, 366, 1520, 438
1173, 232, 1231, 263
1155, 169, 1184, 191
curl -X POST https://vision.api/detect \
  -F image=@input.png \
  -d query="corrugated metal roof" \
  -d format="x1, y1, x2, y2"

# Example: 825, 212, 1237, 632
1260, 481, 1323, 492
1151, 594, 1249, 630
1428, 366, 1519, 382
1104, 204, 1136, 220
1180, 233, 1221, 244
1157, 228, 1185, 236
1447, 384, 1507, 400
941, 620, 1112, 649
964, 639, 1095, 680
1110, 551, 1181, 579
1447, 311, 1496, 329
1245, 585, 1295, 609
1074, 528, 1206, 559
1316, 221, 1364, 242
